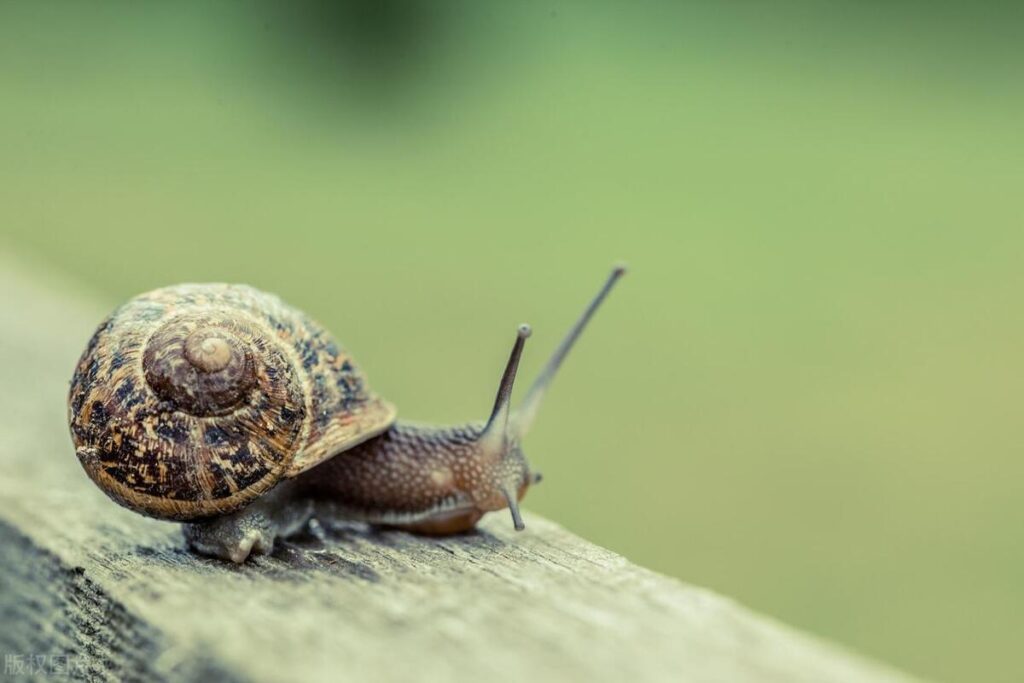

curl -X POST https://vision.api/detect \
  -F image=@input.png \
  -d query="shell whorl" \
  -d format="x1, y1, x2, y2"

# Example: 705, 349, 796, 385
68, 284, 397, 521
143, 315, 259, 416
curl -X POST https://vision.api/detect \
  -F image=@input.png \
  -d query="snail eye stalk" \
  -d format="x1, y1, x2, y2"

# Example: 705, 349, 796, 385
477, 324, 533, 532
480, 324, 532, 455
514, 265, 626, 436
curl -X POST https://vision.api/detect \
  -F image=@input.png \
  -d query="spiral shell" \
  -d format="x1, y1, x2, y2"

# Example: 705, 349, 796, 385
68, 284, 397, 521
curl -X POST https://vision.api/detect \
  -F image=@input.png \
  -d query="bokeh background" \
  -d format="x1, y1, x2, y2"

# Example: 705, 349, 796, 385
2, 2, 1022, 681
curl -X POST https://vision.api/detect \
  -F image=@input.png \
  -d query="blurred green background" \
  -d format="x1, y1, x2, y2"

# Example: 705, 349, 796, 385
2, 2, 1022, 681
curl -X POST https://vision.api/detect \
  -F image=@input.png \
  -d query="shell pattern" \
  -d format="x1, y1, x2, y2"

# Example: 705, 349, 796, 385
68, 284, 397, 521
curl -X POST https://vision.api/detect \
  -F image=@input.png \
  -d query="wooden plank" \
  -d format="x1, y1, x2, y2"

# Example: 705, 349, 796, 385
0, 252, 921, 683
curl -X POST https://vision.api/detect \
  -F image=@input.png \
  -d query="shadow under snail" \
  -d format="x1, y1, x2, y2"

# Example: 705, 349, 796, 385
68, 267, 625, 562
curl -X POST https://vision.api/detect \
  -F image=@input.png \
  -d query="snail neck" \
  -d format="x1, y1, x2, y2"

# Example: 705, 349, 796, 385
295, 420, 533, 533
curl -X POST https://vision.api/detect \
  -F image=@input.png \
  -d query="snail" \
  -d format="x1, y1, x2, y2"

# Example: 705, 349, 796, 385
68, 267, 625, 562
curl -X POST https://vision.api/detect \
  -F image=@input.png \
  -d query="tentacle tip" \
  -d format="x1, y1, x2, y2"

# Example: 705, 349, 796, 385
517, 323, 533, 338
611, 263, 628, 278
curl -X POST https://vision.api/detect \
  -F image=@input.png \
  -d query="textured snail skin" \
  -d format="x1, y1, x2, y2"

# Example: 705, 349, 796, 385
183, 479, 314, 563
298, 422, 533, 533
183, 423, 535, 561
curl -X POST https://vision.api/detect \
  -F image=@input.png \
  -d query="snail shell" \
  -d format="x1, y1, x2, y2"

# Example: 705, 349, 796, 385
68, 284, 397, 521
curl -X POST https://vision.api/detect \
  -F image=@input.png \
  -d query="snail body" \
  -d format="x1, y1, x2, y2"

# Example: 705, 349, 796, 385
68, 270, 624, 561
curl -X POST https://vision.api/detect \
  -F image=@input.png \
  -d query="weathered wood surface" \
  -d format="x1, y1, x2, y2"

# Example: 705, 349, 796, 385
0, 253, 920, 683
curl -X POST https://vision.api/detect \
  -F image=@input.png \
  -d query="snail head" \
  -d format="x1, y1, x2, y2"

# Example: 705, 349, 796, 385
473, 266, 626, 531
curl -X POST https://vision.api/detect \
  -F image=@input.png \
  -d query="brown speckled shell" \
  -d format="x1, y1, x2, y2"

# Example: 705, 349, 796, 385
68, 284, 397, 521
